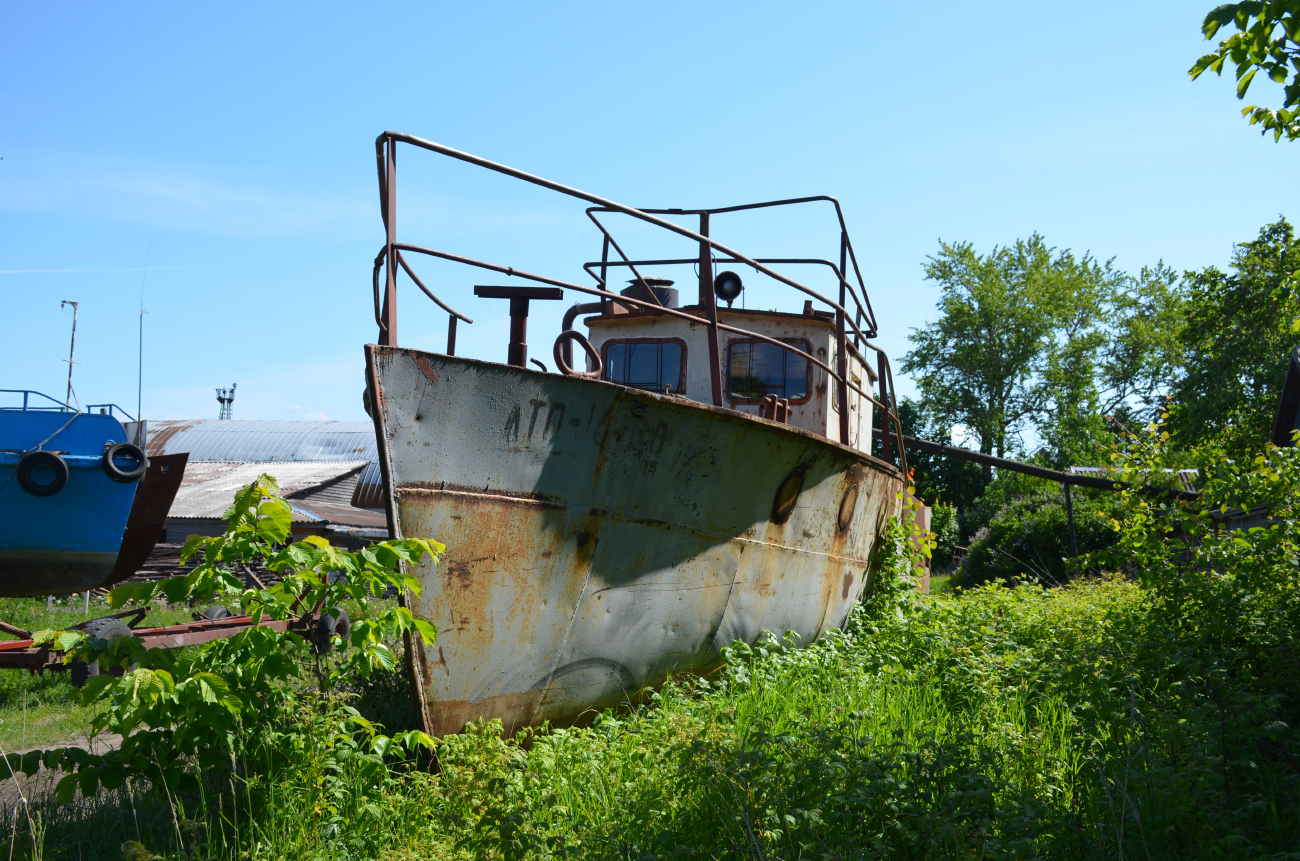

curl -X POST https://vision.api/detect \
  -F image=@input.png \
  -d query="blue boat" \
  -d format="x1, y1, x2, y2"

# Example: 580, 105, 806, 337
0, 391, 148, 596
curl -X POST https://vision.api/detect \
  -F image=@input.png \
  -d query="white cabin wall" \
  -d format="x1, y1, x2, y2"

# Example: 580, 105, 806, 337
585, 309, 873, 449
825, 348, 876, 454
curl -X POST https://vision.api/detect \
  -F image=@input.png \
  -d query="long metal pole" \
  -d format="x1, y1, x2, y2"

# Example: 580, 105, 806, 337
138, 242, 150, 421
874, 429, 1202, 501
699, 213, 723, 406
599, 235, 610, 315
1063, 484, 1078, 558
877, 353, 891, 462
382, 137, 398, 346
836, 232, 850, 446
61, 300, 78, 405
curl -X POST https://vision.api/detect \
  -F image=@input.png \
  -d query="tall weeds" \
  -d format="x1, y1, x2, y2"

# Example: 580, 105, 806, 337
5, 444, 1299, 859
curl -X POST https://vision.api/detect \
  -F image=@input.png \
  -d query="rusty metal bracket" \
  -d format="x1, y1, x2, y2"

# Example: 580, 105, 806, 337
0, 620, 32, 640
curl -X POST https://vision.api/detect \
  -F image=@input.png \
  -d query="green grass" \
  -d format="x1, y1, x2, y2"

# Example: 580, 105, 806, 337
4, 577, 1297, 860
928, 572, 956, 593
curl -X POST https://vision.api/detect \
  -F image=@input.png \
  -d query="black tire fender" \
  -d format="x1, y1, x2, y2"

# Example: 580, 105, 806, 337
202, 605, 231, 620
314, 608, 352, 654
16, 451, 69, 497
102, 442, 147, 483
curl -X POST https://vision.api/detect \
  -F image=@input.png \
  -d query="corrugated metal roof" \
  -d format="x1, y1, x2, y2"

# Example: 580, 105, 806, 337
147, 420, 377, 464
351, 460, 385, 508
169, 461, 368, 520
290, 499, 389, 529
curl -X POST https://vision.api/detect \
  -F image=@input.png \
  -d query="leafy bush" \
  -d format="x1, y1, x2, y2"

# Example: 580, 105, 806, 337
929, 500, 960, 572
962, 485, 1117, 587
1, 475, 443, 859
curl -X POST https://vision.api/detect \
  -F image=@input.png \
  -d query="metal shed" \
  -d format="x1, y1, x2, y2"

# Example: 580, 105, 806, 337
144, 420, 387, 543
146, 420, 377, 463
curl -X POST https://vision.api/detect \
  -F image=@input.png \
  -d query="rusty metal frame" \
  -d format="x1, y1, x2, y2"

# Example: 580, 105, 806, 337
723, 337, 815, 406
0, 613, 302, 674
369, 131, 907, 475
599, 337, 689, 396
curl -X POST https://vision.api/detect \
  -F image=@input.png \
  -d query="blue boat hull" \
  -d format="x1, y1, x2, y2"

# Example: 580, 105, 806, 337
0, 411, 138, 596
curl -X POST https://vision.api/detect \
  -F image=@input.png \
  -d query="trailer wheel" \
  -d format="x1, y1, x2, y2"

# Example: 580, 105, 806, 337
202, 605, 232, 620
70, 617, 134, 688
314, 608, 351, 654
16, 451, 69, 497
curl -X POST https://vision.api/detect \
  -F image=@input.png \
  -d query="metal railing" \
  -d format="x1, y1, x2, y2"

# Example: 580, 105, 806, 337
84, 404, 136, 421
0, 390, 74, 412
369, 131, 907, 476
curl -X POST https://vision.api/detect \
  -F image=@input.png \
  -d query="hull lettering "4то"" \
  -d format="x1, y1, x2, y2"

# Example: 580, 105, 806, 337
504, 399, 567, 446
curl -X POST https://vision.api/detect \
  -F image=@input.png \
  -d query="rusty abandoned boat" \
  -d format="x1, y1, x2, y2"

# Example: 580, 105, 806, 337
363, 133, 909, 737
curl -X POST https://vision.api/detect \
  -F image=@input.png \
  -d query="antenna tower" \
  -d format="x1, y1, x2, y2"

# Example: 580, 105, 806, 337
216, 383, 236, 420
60, 300, 79, 406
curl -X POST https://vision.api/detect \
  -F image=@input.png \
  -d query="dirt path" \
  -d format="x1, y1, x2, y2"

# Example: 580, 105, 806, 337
0, 732, 124, 807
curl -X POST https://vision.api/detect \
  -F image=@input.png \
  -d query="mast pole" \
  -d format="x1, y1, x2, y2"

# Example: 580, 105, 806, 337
61, 300, 79, 406
138, 242, 150, 421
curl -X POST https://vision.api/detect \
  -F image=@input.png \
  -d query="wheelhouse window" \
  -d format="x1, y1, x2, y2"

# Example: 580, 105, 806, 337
603, 339, 686, 394
727, 338, 811, 403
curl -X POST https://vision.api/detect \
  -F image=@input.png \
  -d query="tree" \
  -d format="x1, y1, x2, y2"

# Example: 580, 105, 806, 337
1032, 249, 1124, 468
902, 235, 1120, 478
1097, 262, 1186, 425
1170, 216, 1300, 457
1190, 1, 1300, 142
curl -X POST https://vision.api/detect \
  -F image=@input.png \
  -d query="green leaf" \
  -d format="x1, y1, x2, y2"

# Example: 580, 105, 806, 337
413, 619, 439, 645
179, 533, 209, 564
55, 773, 79, 804
1190, 52, 1222, 79
79, 674, 117, 705
31, 628, 58, 646
1237, 66, 1260, 98
255, 498, 293, 543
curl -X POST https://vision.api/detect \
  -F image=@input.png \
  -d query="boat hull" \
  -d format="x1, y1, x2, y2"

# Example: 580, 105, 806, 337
0, 411, 138, 596
367, 345, 904, 737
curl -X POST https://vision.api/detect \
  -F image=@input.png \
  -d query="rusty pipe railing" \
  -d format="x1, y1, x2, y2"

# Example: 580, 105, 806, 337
584, 210, 875, 340
578, 256, 874, 349
376, 132, 867, 338
372, 132, 907, 474
877, 430, 1198, 502
585, 197, 878, 337
392, 241, 908, 474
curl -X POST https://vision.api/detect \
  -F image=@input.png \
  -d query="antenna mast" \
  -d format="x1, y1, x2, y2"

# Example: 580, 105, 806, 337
60, 300, 79, 406
138, 242, 150, 420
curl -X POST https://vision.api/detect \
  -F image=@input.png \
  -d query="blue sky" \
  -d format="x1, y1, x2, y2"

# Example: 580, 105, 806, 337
2, 1, 1296, 423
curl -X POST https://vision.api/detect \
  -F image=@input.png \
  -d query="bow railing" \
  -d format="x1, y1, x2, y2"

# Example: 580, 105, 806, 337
370, 131, 907, 475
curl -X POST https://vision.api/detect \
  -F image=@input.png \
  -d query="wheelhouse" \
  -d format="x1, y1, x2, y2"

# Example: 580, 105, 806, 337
586, 302, 878, 449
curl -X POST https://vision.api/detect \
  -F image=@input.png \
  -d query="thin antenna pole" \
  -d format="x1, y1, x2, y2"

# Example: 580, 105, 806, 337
138, 242, 150, 420
60, 300, 79, 406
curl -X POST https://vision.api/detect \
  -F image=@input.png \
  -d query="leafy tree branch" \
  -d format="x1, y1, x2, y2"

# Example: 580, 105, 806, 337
1191, 1, 1300, 141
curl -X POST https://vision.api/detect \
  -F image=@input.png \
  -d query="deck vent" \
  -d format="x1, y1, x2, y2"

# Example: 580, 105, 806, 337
621, 277, 678, 309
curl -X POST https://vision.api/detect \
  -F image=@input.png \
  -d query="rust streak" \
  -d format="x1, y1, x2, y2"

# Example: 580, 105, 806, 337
398, 485, 568, 509
413, 355, 440, 383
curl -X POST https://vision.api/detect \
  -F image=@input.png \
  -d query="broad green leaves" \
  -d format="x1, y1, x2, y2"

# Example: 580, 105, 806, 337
38, 473, 442, 805
1190, 2, 1300, 141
